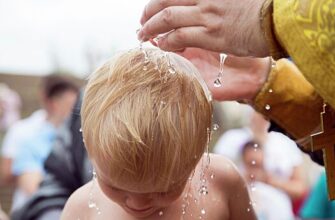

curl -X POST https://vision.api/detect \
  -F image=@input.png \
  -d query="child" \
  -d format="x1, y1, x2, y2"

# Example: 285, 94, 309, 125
241, 141, 295, 220
61, 48, 256, 220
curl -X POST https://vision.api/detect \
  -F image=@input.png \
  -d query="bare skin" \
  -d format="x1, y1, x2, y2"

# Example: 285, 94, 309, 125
177, 48, 270, 102
138, 0, 269, 57
61, 154, 257, 220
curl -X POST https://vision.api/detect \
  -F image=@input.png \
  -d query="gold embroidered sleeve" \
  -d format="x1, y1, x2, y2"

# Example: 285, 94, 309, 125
254, 59, 323, 149
273, 0, 335, 109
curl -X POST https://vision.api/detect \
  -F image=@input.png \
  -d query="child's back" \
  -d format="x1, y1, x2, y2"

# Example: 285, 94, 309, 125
61, 48, 256, 220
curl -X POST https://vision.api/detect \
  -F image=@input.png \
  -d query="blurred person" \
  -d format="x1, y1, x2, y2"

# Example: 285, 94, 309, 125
61, 48, 256, 220
9, 75, 79, 212
214, 110, 308, 213
11, 93, 93, 220
0, 83, 21, 131
300, 170, 335, 219
241, 141, 295, 220
1, 109, 46, 185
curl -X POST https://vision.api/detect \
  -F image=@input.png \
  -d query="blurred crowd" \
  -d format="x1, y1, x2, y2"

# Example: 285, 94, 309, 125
0, 75, 332, 220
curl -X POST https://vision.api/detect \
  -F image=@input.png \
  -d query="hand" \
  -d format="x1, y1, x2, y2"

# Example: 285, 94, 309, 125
138, 0, 269, 57
177, 48, 270, 101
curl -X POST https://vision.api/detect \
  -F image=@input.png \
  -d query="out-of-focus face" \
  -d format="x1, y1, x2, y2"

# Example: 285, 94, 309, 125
242, 147, 266, 182
95, 165, 186, 218
47, 90, 78, 123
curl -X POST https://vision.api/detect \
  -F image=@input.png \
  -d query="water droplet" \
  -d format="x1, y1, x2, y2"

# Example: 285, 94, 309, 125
158, 211, 164, 216
213, 124, 219, 131
268, 89, 273, 93
88, 201, 96, 208
199, 185, 208, 195
247, 208, 251, 212
213, 78, 222, 87
168, 67, 176, 74
201, 208, 206, 215
250, 174, 254, 179
210, 173, 215, 179
251, 160, 256, 165
79, 128, 82, 132
194, 199, 198, 203
265, 104, 271, 110
182, 210, 186, 215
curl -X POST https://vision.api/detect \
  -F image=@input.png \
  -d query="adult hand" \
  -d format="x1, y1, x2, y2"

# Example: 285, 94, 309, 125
138, 0, 269, 57
177, 48, 270, 101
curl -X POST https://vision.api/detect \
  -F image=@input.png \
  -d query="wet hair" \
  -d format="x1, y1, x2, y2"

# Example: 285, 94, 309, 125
81, 48, 213, 192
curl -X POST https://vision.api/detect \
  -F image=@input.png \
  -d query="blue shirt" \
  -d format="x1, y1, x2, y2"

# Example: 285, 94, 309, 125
12, 121, 57, 175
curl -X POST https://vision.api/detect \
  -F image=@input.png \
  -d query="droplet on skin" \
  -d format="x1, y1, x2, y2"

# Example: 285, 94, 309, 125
201, 208, 206, 215
158, 211, 164, 216
213, 78, 222, 87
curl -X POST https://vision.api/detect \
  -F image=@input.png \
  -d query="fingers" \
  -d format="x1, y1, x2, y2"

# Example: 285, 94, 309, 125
140, 0, 197, 25
155, 26, 214, 52
139, 6, 202, 42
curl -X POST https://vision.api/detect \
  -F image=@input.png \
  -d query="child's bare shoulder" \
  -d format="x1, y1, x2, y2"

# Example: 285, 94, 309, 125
61, 181, 93, 220
209, 153, 246, 188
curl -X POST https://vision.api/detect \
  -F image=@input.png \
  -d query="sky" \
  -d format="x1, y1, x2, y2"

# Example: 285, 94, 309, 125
0, 0, 149, 77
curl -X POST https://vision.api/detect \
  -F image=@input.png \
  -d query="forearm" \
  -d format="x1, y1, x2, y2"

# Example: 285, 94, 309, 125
18, 172, 42, 195
267, 176, 307, 200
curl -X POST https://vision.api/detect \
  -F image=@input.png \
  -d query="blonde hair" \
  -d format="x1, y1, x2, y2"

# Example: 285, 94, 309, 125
81, 48, 212, 192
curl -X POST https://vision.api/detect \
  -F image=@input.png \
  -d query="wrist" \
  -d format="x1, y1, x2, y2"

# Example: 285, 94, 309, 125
249, 57, 273, 102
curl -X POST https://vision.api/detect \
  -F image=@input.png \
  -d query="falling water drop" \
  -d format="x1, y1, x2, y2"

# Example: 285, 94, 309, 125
213, 124, 219, 131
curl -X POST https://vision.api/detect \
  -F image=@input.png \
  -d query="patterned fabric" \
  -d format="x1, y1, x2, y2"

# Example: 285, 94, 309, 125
254, 59, 323, 145
273, 0, 335, 109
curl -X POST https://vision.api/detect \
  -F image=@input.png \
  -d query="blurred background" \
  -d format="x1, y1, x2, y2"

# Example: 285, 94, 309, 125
0, 1, 328, 219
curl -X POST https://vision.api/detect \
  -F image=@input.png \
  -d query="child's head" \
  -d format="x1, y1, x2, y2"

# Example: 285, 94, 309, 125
81, 48, 212, 215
